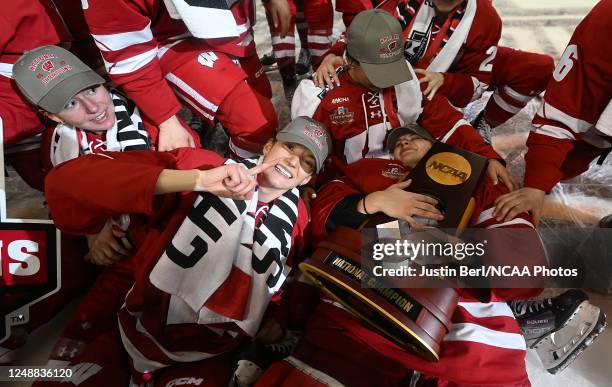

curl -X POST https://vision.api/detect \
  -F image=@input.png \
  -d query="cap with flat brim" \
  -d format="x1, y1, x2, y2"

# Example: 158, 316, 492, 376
386, 125, 435, 152
38, 70, 105, 114
360, 58, 412, 89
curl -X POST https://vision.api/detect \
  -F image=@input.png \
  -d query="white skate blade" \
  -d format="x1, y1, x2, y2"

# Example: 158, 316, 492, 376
533, 302, 607, 374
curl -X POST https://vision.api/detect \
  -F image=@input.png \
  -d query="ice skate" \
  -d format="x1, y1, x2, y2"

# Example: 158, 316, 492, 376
533, 301, 607, 374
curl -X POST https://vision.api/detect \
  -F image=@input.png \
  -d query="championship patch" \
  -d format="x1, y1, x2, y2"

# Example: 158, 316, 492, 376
381, 164, 406, 179
329, 106, 355, 125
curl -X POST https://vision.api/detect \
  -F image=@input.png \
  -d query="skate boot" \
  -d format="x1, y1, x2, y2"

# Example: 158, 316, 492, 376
509, 290, 607, 374
260, 51, 276, 67
470, 110, 493, 145
534, 301, 606, 374
230, 330, 300, 387
295, 48, 311, 76
510, 290, 589, 346
281, 71, 298, 104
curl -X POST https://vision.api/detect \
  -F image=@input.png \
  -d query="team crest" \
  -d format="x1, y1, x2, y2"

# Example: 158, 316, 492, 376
41, 60, 55, 72
329, 106, 355, 125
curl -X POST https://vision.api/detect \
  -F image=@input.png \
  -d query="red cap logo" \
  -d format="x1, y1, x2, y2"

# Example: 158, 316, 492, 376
41, 60, 54, 72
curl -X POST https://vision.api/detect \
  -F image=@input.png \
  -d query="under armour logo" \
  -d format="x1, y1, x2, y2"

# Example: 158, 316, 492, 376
370, 111, 382, 119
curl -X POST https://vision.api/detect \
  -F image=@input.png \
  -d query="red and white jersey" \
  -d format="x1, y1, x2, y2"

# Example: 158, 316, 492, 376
0, 0, 69, 69
327, 0, 502, 108
292, 69, 499, 181
44, 149, 310, 379
311, 156, 543, 301
303, 299, 531, 386
526, 0, 612, 192
82, 0, 255, 125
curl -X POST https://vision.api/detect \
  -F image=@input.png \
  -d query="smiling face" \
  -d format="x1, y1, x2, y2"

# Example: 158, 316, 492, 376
47, 85, 115, 131
392, 133, 433, 168
258, 140, 314, 197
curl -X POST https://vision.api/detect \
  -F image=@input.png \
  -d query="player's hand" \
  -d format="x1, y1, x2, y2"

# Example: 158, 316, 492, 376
268, 0, 291, 39
367, 179, 444, 229
487, 159, 517, 191
313, 54, 344, 89
415, 69, 444, 99
493, 187, 545, 227
195, 161, 275, 200
255, 318, 284, 345
158, 115, 196, 151
85, 223, 132, 266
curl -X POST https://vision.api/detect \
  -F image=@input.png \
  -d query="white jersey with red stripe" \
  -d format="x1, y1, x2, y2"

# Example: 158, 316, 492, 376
82, 0, 255, 125
525, 0, 612, 192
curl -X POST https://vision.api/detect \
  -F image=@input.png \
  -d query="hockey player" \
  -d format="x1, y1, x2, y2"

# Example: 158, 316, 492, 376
81, 0, 290, 157
494, 0, 612, 226
292, 9, 515, 190
314, 0, 554, 142
0, 0, 97, 364
258, 127, 600, 386
12, 45, 155, 170
264, 0, 334, 99
256, 124, 547, 386
0, 0, 72, 190
41, 117, 331, 386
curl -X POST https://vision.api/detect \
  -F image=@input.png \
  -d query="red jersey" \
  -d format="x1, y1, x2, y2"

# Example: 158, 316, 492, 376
0, 0, 69, 67
526, 0, 612, 192
307, 156, 541, 385
292, 69, 499, 181
44, 149, 310, 379
82, 0, 255, 125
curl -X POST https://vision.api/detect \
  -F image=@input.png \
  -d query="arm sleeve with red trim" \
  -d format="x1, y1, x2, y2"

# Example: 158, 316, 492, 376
83, 0, 181, 125
44, 149, 225, 235
436, 0, 501, 107
418, 93, 501, 160
525, 0, 612, 192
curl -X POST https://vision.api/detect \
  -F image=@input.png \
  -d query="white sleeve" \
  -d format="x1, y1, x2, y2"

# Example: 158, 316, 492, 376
291, 79, 324, 119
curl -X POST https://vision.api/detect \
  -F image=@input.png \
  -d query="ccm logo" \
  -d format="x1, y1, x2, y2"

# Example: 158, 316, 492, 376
0, 240, 40, 277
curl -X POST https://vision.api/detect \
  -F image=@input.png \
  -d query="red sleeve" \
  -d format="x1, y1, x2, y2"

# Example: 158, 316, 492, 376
418, 92, 500, 160
437, 0, 501, 107
44, 149, 224, 235
83, 0, 181, 125
525, 0, 612, 192
217, 81, 278, 153
310, 180, 361, 244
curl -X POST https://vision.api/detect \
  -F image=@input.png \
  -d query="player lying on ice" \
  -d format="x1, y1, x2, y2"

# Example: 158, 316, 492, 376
41, 117, 331, 386
252, 125, 606, 386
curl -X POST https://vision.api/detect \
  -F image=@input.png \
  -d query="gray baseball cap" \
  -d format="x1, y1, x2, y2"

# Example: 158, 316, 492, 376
276, 117, 331, 173
13, 45, 105, 114
347, 9, 412, 88
386, 125, 435, 152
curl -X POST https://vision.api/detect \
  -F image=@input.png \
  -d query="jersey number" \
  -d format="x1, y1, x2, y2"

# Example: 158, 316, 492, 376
553, 44, 578, 82
479, 46, 497, 72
